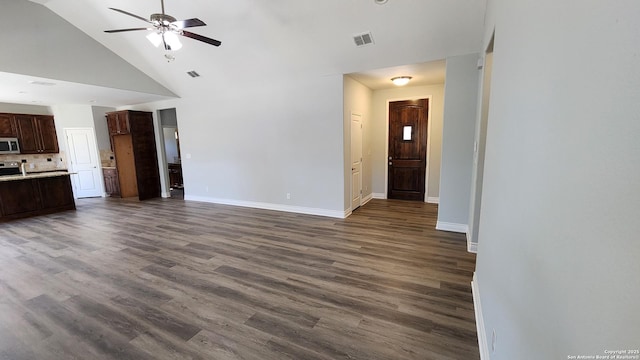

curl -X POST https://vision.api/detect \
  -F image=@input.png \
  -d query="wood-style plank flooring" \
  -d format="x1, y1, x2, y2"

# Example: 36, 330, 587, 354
0, 197, 479, 359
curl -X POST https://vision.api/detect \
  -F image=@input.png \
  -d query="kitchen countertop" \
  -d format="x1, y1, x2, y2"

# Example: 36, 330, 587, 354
0, 171, 72, 182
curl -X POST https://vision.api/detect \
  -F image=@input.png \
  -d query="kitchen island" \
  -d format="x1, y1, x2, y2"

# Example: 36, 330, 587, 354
0, 172, 75, 222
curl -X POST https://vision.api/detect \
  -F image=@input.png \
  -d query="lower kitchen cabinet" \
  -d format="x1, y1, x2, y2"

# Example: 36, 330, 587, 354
0, 175, 75, 222
103, 168, 120, 197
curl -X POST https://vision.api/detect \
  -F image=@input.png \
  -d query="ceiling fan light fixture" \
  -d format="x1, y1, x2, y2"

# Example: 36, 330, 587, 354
391, 76, 412, 86
146, 32, 163, 47
163, 31, 182, 51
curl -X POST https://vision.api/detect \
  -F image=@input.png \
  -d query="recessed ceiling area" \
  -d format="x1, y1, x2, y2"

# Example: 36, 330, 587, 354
347, 60, 446, 90
0, 72, 176, 107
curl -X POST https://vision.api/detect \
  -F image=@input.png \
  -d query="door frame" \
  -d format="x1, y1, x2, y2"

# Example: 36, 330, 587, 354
350, 112, 363, 211
63, 127, 105, 199
384, 95, 433, 202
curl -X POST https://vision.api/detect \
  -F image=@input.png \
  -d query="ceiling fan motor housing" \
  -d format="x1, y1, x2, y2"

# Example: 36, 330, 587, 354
150, 13, 177, 26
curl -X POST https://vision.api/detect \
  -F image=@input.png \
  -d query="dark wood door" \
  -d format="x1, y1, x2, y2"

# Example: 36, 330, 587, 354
0, 113, 17, 137
387, 99, 428, 201
14, 115, 40, 153
36, 115, 59, 153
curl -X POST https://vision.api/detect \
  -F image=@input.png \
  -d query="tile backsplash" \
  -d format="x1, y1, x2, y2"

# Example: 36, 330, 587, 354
0, 152, 68, 172
100, 149, 116, 167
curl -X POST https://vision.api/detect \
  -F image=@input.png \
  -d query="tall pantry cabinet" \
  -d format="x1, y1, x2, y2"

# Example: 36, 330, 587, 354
106, 110, 160, 200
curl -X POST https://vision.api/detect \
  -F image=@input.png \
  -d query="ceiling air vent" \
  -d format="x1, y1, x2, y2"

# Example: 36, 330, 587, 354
353, 32, 374, 47
187, 71, 200, 78
29, 81, 56, 86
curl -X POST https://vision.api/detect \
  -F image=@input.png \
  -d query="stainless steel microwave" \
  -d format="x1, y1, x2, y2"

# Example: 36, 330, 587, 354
0, 138, 20, 154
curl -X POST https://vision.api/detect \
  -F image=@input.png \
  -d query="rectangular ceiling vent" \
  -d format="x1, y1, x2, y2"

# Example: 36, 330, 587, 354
187, 71, 200, 78
29, 80, 56, 86
353, 32, 374, 47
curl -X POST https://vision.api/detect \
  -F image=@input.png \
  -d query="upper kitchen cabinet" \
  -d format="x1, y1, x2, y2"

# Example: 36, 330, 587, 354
106, 111, 130, 136
0, 113, 17, 137
14, 115, 59, 154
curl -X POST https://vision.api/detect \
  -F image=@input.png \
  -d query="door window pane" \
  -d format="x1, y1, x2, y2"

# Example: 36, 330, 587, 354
403, 126, 412, 141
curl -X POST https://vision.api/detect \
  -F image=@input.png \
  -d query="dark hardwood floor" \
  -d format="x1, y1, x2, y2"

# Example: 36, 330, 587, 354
0, 197, 479, 360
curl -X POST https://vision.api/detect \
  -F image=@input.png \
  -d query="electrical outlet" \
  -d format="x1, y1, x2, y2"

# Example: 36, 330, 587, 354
286, 193, 291, 200
491, 329, 497, 353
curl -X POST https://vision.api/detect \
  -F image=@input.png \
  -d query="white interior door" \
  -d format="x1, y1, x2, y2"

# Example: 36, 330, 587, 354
351, 113, 363, 210
65, 128, 103, 198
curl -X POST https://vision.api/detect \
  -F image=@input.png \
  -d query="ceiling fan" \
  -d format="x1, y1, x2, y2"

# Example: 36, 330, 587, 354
104, 0, 221, 50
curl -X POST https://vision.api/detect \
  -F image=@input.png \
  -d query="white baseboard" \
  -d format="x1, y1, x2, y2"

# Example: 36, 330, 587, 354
184, 195, 347, 219
362, 193, 373, 205
435, 221, 469, 233
372, 192, 386, 199
427, 196, 439, 204
472, 273, 490, 360
467, 230, 478, 253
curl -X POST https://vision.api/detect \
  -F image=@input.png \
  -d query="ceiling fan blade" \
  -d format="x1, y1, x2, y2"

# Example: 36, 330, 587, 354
181, 30, 222, 47
172, 18, 206, 29
105, 28, 150, 33
108, 8, 151, 24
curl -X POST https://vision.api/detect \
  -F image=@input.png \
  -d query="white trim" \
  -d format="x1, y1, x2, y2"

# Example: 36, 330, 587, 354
435, 221, 469, 233
351, 112, 363, 211
427, 196, 439, 204
472, 273, 490, 360
372, 192, 386, 199
161, 191, 171, 198
362, 193, 373, 205
466, 229, 478, 253
384, 95, 433, 201
184, 195, 347, 219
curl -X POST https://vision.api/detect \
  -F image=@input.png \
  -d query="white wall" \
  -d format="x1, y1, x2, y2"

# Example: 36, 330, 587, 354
0, 102, 52, 115
91, 106, 115, 151
437, 54, 480, 231
475, 0, 640, 358
343, 76, 373, 209
128, 72, 346, 217
163, 128, 179, 164
370, 84, 445, 200
51, 104, 96, 151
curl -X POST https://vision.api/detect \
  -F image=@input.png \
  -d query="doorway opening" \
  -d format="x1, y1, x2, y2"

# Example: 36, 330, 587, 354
158, 108, 183, 199
468, 32, 495, 252
386, 98, 429, 201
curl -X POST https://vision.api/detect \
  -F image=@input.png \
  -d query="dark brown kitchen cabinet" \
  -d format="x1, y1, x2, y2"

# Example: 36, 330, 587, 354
0, 175, 75, 222
106, 110, 160, 200
106, 112, 130, 136
0, 113, 17, 137
14, 114, 59, 154
103, 168, 120, 197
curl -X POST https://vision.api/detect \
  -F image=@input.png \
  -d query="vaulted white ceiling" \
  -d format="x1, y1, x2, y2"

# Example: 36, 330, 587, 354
7, 0, 486, 105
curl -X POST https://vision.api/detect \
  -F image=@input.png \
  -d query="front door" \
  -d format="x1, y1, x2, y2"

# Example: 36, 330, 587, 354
65, 128, 103, 198
387, 99, 428, 201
